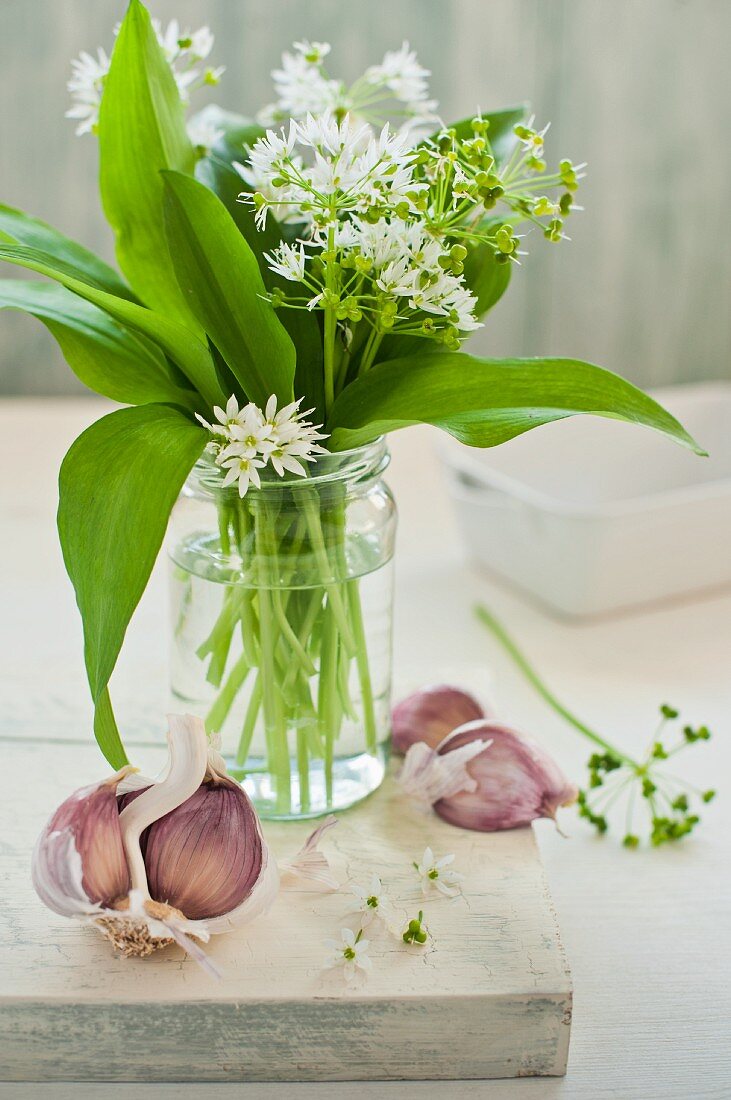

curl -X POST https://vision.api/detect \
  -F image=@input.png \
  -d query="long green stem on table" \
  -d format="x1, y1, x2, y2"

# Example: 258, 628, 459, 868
474, 604, 636, 767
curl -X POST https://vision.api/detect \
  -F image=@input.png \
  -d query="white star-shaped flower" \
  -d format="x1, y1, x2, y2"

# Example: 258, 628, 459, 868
349, 874, 391, 926
414, 847, 463, 898
324, 928, 372, 984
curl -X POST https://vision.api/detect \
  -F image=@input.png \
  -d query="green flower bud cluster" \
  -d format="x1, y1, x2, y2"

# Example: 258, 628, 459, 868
438, 243, 468, 276
577, 704, 716, 848
493, 224, 521, 264
560, 159, 580, 191
403, 910, 428, 945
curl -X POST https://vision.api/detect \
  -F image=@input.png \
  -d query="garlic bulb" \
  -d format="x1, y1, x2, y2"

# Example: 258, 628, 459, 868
392, 684, 485, 754
32, 714, 336, 969
397, 715, 577, 831
434, 719, 578, 831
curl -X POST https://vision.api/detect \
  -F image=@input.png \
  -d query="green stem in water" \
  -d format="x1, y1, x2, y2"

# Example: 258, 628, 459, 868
348, 579, 378, 753
205, 651, 249, 735
318, 600, 342, 806
474, 604, 637, 768
297, 727, 311, 813
253, 504, 291, 813
299, 490, 357, 655
236, 672, 263, 767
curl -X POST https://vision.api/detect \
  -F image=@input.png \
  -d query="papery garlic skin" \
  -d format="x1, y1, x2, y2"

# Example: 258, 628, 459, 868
398, 738, 492, 805
392, 685, 485, 754
32, 768, 134, 915
434, 719, 578, 831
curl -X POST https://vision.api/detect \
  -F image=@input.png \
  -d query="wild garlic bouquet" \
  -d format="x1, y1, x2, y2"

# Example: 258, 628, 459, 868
0, 1, 701, 795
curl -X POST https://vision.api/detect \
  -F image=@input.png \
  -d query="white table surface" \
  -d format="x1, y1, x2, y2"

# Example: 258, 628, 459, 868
1, 397, 729, 1100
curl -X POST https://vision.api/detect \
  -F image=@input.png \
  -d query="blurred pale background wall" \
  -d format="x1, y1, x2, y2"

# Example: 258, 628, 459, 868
1, 0, 729, 394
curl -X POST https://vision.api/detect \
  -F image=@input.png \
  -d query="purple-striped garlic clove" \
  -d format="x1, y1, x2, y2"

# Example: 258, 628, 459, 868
392, 684, 486, 754
32, 768, 135, 916
143, 770, 266, 922
434, 719, 578, 832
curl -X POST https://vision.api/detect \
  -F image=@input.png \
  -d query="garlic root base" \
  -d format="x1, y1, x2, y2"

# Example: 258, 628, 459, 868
95, 898, 189, 959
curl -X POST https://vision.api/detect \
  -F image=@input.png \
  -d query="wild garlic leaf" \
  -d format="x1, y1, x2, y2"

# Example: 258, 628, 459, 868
327, 353, 705, 455
58, 404, 208, 767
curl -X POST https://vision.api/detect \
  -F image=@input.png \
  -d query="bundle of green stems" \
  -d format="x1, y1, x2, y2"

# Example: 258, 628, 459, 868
199, 483, 377, 814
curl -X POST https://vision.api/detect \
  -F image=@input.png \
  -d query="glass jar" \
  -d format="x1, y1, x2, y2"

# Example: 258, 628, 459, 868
168, 438, 396, 820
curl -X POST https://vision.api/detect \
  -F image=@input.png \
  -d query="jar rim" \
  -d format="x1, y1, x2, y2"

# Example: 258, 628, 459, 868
191, 435, 389, 495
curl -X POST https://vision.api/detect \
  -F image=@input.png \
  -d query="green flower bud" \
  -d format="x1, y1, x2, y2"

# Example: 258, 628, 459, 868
559, 192, 573, 216
533, 196, 558, 217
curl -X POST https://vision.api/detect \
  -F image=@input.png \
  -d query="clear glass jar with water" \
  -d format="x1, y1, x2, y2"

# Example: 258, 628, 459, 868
169, 438, 396, 820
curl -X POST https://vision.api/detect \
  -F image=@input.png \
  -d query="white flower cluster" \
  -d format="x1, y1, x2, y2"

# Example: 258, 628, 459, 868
354, 219, 481, 333
197, 395, 328, 497
254, 164, 481, 333
237, 114, 424, 230
66, 18, 224, 142
258, 40, 438, 136
238, 42, 489, 341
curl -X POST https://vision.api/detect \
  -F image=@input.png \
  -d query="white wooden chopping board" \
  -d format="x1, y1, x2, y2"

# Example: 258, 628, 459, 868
0, 739, 571, 1083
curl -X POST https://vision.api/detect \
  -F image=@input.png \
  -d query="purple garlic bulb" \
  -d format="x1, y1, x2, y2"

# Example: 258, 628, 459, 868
32, 715, 338, 971
392, 684, 486, 754
434, 720, 578, 831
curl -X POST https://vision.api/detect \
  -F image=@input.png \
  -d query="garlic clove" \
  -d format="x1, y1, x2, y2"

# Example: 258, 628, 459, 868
434, 719, 578, 831
143, 774, 265, 921
392, 684, 486, 754
32, 767, 135, 914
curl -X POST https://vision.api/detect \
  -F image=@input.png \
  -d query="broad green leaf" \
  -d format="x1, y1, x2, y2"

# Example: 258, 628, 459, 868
58, 404, 207, 766
0, 279, 197, 408
98, 0, 199, 329
195, 153, 325, 417
448, 105, 529, 166
196, 154, 282, 274
328, 353, 705, 455
162, 170, 296, 406
0, 204, 134, 301
0, 242, 224, 406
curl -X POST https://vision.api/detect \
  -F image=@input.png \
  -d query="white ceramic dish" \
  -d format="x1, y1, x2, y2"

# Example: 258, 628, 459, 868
440, 381, 731, 618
